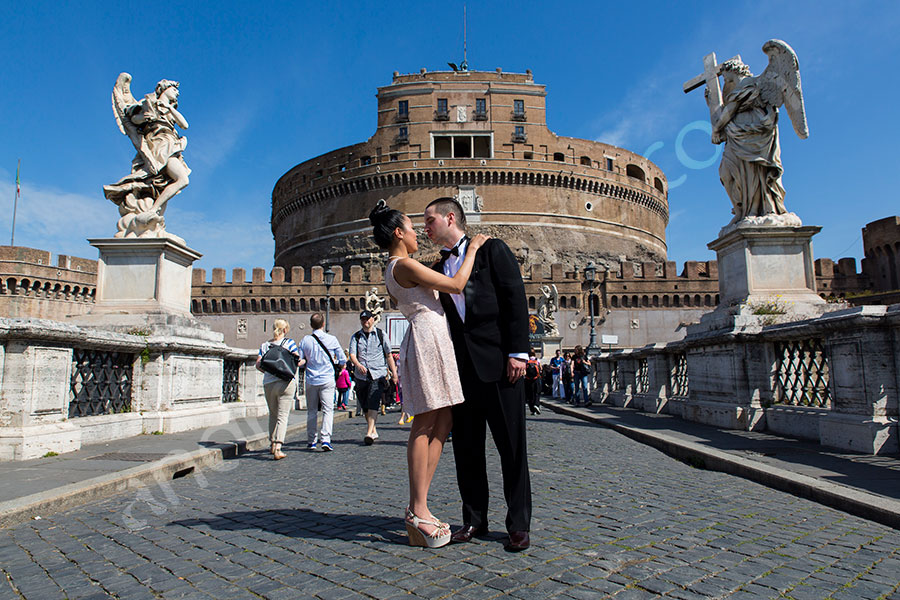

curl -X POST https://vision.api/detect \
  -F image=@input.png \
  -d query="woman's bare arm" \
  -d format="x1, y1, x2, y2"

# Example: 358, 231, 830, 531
393, 234, 489, 293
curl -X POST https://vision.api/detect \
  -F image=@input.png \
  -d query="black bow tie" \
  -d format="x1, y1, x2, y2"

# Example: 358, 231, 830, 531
440, 237, 468, 260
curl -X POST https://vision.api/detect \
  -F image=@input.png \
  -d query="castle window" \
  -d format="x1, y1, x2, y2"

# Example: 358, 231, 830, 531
580, 156, 592, 166
361, 156, 372, 166
474, 98, 487, 120
435, 98, 449, 120
398, 100, 409, 121
654, 177, 665, 194
453, 136, 472, 158
473, 136, 491, 158
553, 152, 565, 162
606, 158, 614, 171
513, 126, 526, 143
512, 99, 526, 121
434, 136, 452, 158
390, 153, 399, 161
626, 164, 645, 181
432, 133, 493, 159
397, 126, 409, 144
523, 151, 533, 159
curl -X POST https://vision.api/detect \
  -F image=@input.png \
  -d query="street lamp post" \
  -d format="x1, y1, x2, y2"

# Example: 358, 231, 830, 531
584, 261, 598, 355
324, 267, 335, 332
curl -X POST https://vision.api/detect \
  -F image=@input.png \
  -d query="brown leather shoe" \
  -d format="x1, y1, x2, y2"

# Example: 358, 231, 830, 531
505, 530, 530, 552
450, 524, 488, 544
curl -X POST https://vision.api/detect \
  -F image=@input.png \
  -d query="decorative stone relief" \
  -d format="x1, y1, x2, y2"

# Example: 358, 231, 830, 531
455, 185, 482, 214
456, 106, 467, 123
236, 318, 248, 339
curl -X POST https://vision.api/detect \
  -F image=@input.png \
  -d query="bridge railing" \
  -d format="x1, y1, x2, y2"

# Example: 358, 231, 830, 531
0, 318, 264, 461
590, 305, 900, 455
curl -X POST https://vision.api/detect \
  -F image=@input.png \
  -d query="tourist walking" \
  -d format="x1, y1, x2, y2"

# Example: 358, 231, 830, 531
563, 351, 574, 403
335, 363, 351, 410
298, 313, 346, 452
524, 350, 542, 416
549, 349, 564, 399
348, 309, 398, 445
573, 345, 593, 407
370, 199, 488, 548
424, 197, 533, 552
255, 319, 300, 460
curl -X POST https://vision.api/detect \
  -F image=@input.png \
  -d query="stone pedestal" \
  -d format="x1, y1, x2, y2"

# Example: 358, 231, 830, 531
89, 237, 202, 316
708, 225, 825, 308
539, 336, 562, 358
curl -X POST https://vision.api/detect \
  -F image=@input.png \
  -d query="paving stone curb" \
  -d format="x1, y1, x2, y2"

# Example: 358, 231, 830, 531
547, 401, 900, 531
0, 412, 352, 529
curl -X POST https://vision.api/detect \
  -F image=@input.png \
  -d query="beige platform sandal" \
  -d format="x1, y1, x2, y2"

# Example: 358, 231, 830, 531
405, 507, 450, 548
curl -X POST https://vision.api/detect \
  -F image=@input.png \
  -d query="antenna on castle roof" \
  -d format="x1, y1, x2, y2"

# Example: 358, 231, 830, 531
461, 4, 468, 71
448, 5, 468, 72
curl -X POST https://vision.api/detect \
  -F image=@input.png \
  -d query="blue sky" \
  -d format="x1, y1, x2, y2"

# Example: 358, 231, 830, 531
1, 1, 897, 274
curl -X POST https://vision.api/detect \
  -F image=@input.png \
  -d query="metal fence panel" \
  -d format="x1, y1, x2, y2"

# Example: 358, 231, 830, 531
69, 349, 134, 418
774, 339, 831, 408
222, 360, 241, 403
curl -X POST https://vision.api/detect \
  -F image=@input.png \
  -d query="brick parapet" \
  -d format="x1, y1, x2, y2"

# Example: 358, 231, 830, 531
189, 258, 734, 314
0, 245, 98, 319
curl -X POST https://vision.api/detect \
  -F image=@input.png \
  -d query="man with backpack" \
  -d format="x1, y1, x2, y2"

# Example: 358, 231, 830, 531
524, 349, 542, 416
349, 310, 398, 445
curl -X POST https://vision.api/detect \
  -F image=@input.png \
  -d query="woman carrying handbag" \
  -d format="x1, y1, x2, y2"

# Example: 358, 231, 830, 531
256, 319, 301, 460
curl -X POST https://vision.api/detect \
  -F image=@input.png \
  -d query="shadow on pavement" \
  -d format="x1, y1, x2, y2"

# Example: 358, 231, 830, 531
171, 509, 407, 544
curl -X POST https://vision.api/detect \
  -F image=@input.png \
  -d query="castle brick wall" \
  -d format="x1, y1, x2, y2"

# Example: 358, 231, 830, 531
0, 246, 97, 320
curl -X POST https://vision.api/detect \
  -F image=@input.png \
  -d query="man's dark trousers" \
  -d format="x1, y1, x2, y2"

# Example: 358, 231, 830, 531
450, 344, 532, 533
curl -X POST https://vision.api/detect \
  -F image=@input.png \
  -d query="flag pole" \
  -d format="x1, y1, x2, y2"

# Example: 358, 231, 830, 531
11, 159, 20, 246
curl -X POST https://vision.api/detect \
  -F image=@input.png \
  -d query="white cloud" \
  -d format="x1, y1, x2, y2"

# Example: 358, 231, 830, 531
0, 179, 110, 258
189, 101, 260, 172
0, 178, 273, 271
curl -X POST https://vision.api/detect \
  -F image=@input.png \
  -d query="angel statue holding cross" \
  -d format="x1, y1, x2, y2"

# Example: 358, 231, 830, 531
103, 73, 191, 240
684, 40, 809, 229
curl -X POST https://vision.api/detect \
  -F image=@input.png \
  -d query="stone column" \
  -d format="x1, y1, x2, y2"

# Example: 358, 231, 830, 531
817, 310, 899, 455
682, 340, 769, 431
0, 340, 80, 460
632, 345, 669, 414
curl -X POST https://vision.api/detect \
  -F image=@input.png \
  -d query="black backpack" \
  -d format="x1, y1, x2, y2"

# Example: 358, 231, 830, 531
525, 361, 539, 379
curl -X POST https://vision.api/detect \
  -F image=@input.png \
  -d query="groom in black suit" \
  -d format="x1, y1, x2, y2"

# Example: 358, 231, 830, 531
423, 197, 532, 552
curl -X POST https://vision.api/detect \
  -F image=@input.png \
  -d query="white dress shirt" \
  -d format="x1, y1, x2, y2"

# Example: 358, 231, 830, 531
441, 236, 468, 321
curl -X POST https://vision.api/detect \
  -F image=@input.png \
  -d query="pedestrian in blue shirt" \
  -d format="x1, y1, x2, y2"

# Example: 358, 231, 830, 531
298, 313, 347, 451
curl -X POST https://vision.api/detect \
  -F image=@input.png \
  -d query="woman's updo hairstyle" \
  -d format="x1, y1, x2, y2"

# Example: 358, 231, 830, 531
369, 199, 406, 249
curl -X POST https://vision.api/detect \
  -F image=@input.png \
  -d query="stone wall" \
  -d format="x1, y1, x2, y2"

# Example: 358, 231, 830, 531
0, 246, 97, 320
189, 259, 720, 350
590, 305, 900, 455
0, 318, 262, 461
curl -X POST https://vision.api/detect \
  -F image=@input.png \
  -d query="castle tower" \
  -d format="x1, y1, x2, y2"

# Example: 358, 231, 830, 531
271, 68, 669, 273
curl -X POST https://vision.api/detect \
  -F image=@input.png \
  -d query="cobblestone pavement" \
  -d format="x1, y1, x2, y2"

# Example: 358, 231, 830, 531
2, 410, 900, 600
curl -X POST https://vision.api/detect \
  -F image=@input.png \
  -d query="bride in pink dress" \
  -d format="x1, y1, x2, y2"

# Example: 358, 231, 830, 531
369, 200, 488, 548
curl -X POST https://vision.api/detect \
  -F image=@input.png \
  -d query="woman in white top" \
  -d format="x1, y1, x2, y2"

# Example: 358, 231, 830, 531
256, 319, 300, 460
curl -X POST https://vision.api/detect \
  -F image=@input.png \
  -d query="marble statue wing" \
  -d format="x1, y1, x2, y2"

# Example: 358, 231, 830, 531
111, 73, 145, 151
758, 40, 809, 139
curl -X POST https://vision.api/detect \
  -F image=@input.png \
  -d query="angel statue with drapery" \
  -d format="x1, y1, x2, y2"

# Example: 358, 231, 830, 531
103, 73, 191, 239
536, 284, 560, 337
684, 40, 809, 231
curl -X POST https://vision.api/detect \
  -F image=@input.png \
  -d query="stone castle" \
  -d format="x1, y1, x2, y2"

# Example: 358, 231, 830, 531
271, 69, 669, 273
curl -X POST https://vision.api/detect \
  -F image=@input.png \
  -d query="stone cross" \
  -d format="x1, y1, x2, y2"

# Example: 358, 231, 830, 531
683, 52, 741, 119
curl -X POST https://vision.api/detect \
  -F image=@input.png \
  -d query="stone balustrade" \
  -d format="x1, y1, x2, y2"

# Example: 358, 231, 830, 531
590, 305, 900, 455
0, 318, 264, 461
